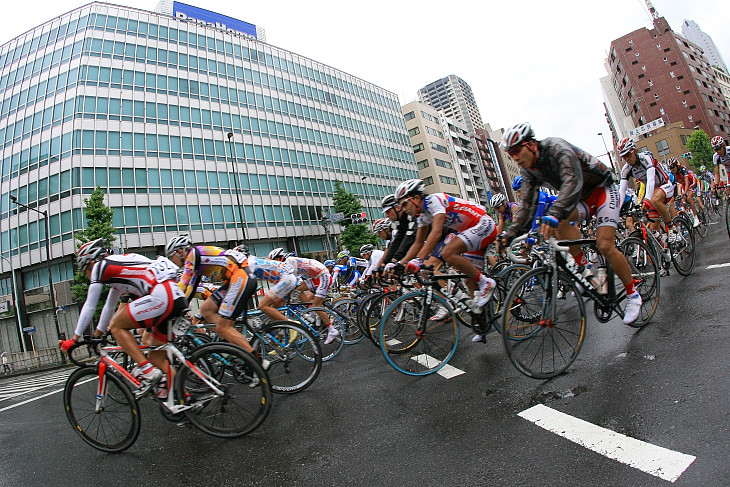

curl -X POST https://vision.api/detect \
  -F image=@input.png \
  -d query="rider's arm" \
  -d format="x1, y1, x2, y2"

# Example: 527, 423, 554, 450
544, 148, 584, 222
417, 213, 446, 260
645, 166, 657, 200
399, 225, 427, 263
72, 282, 106, 339
95, 288, 124, 333
618, 179, 628, 205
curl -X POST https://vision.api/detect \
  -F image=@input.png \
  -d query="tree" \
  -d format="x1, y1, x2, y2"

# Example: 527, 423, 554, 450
71, 187, 117, 323
332, 180, 378, 254
685, 130, 713, 170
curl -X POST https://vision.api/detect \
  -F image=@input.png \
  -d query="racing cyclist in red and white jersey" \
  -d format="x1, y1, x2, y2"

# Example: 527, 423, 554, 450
617, 137, 679, 244
61, 238, 187, 397
358, 244, 385, 286
668, 158, 701, 227
712, 136, 730, 188
395, 179, 498, 308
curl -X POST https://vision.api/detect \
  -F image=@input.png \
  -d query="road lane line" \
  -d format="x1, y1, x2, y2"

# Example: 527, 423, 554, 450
0, 387, 64, 413
706, 262, 730, 269
518, 404, 695, 482
410, 354, 465, 378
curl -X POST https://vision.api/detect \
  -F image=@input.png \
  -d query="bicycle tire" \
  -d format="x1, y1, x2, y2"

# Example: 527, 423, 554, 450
670, 216, 695, 276
356, 292, 383, 337
502, 267, 586, 379
379, 291, 459, 376
293, 306, 345, 361
695, 210, 708, 238
176, 342, 272, 438
617, 236, 661, 327
64, 366, 141, 453
364, 292, 399, 347
726, 197, 730, 239
250, 321, 322, 394
328, 297, 364, 345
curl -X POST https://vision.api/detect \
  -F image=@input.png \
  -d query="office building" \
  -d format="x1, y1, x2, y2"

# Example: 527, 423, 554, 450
0, 2, 417, 353
681, 20, 727, 74
417, 75, 484, 134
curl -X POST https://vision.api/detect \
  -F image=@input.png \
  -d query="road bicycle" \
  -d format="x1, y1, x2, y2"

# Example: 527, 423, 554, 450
627, 207, 695, 276
63, 316, 272, 452
501, 234, 659, 379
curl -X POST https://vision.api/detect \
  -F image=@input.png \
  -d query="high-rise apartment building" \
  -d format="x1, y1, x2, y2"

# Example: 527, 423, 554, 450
0, 2, 417, 353
681, 20, 727, 74
417, 75, 484, 134
604, 16, 730, 142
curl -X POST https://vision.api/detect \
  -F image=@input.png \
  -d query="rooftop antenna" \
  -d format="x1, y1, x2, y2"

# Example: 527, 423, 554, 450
643, 0, 660, 20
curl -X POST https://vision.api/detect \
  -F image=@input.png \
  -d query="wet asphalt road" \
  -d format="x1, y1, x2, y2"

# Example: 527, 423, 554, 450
1, 222, 728, 487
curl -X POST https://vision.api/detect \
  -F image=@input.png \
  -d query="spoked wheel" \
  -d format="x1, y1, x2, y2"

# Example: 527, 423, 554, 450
501, 267, 586, 379
250, 321, 321, 394
695, 209, 708, 238
617, 237, 660, 327
176, 343, 272, 438
670, 216, 695, 276
64, 367, 141, 453
297, 307, 345, 361
379, 292, 459, 376
328, 298, 364, 345
365, 292, 399, 347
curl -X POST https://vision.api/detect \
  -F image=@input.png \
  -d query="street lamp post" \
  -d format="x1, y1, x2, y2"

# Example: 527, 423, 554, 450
598, 132, 616, 172
0, 253, 27, 353
225, 132, 247, 246
9, 196, 62, 351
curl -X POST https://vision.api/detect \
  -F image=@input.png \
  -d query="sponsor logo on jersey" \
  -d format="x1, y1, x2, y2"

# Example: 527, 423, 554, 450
120, 269, 148, 276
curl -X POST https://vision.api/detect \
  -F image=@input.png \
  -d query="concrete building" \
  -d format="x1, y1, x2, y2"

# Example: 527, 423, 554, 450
0, 2, 418, 354
681, 20, 728, 74
604, 16, 730, 144
417, 75, 484, 134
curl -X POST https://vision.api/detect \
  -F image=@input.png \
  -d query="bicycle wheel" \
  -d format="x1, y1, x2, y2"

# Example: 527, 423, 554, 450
695, 209, 708, 238
297, 307, 345, 361
64, 367, 141, 453
177, 343, 272, 438
379, 292, 459, 376
502, 267, 586, 379
726, 197, 730, 239
329, 297, 364, 345
365, 292, 399, 347
617, 237, 660, 327
356, 292, 383, 337
670, 217, 695, 276
250, 321, 321, 394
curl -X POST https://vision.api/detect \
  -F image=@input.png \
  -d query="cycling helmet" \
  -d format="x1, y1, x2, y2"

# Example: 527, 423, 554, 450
700, 165, 706, 172
711, 136, 725, 149
372, 217, 391, 233
617, 137, 636, 157
360, 244, 374, 255
501, 122, 535, 151
512, 176, 523, 191
667, 158, 679, 169
336, 250, 351, 260
490, 193, 507, 209
394, 179, 425, 202
77, 238, 110, 269
324, 259, 335, 267
234, 244, 250, 256
165, 234, 192, 257
381, 194, 398, 212
268, 247, 287, 261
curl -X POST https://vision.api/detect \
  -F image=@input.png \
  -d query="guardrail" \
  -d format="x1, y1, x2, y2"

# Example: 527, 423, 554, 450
1, 347, 66, 376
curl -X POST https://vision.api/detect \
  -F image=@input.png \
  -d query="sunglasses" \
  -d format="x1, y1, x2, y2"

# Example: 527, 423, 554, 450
507, 144, 523, 156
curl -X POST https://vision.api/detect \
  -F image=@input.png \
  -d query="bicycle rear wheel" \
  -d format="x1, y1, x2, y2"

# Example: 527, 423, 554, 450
297, 307, 345, 361
379, 292, 459, 376
670, 216, 695, 276
364, 292, 399, 347
502, 267, 586, 379
618, 237, 660, 327
329, 298, 364, 345
64, 367, 141, 453
250, 321, 321, 394
177, 343, 272, 438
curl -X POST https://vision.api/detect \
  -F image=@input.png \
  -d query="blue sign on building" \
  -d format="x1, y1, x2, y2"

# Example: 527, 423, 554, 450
173, 2, 258, 39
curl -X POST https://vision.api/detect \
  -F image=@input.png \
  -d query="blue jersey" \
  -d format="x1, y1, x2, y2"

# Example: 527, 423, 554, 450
531, 191, 557, 232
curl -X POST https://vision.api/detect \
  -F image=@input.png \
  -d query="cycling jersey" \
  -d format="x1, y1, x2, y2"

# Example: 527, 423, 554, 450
177, 246, 234, 300
75, 254, 186, 341
530, 191, 558, 232
619, 152, 673, 208
247, 256, 298, 305
381, 212, 416, 263
284, 256, 327, 279
416, 193, 487, 232
361, 249, 385, 280
673, 165, 694, 187
332, 258, 366, 286
713, 149, 730, 170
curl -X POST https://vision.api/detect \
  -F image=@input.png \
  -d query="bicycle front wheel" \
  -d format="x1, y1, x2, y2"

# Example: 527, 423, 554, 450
618, 236, 660, 327
379, 292, 459, 376
251, 321, 322, 394
502, 267, 586, 379
671, 216, 695, 276
297, 307, 345, 361
64, 367, 141, 453
177, 343, 272, 438
329, 298, 364, 345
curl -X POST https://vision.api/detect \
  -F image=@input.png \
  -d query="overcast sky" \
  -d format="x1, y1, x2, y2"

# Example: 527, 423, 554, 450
1, 0, 728, 164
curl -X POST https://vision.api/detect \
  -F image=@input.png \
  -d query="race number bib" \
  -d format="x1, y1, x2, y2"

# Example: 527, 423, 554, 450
149, 257, 179, 282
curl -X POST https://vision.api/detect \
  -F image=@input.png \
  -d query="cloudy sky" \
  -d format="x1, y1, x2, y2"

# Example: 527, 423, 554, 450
1, 0, 728, 163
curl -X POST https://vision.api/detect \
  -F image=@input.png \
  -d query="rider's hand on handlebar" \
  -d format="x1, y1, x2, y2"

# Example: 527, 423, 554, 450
59, 338, 76, 351
405, 258, 423, 274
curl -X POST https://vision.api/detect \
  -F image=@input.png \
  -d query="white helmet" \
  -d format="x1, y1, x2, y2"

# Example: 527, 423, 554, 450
501, 122, 535, 151
490, 193, 507, 208
372, 217, 391, 233
394, 179, 425, 202
617, 137, 636, 157
268, 247, 287, 261
165, 234, 192, 257
381, 194, 398, 212
77, 238, 110, 269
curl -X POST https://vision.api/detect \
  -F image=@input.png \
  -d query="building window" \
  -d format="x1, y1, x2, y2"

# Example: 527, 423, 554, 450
408, 127, 420, 137
435, 158, 452, 169
439, 175, 457, 185
656, 139, 669, 156
412, 143, 424, 153
416, 159, 429, 169
403, 110, 415, 121
423, 176, 434, 185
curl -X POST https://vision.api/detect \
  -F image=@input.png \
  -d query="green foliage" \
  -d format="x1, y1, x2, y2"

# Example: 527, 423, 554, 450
71, 187, 117, 325
686, 130, 713, 169
332, 180, 362, 227
331, 180, 378, 254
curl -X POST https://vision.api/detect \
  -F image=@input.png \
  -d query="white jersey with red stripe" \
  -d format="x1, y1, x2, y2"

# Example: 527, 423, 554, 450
620, 152, 670, 187
284, 256, 327, 279
416, 193, 487, 232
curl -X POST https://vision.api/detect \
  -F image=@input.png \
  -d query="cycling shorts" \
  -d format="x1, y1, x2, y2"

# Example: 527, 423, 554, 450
217, 264, 258, 320
265, 273, 298, 306
127, 280, 188, 343
576, 184, 621, 228
303, 271, 333, 299
455, 214, 498, 253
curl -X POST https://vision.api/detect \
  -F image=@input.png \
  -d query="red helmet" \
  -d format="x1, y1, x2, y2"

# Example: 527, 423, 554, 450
617, 137, 636, 157
711, 136, 725, 150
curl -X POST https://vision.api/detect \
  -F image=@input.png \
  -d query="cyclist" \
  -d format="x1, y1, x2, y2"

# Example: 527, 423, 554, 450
61, 238, 187, 397
332, 250, 367, 287
358, 243, 385, 285
395, 179, 498, 308
617, 137, 678, 244
268, 248, 340, 344
377, 194, 417, 270
668, 158, 701, 227
501, 123, 642, 325
712, 136, 730, 188
372, 217, 393, 246
490, 193, 517, 236
166, 235, 261, 358
512, 175, 558, 233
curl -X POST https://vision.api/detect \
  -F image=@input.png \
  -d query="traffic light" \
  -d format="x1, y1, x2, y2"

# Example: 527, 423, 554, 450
350, 212, 367, 224
682, 152, 693, 159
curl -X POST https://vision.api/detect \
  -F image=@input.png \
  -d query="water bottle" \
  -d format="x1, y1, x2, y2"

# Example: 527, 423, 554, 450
593, 267, 608, 295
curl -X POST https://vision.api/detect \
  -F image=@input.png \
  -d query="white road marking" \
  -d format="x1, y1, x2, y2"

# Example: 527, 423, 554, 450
409, 354, 465, 378
0, 387, 64, 413
706, 262, 730, 269
518, 404, 695, 482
